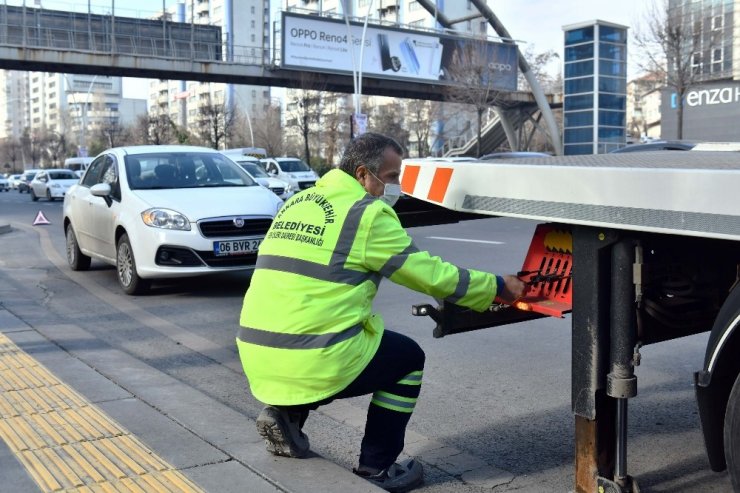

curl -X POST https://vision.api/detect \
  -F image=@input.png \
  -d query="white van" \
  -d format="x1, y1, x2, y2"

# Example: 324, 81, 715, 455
64, 157, 94, 177
221, 150, 293, 199
259, 157, 319, 192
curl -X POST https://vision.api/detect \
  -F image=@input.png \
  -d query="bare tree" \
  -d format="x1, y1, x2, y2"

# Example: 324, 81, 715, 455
369, 100, 409, 152
0, 137, 23, 172
253, 102, 284, 156
20, 128, 43, 167
517, 46, 562, 95
96, 114, 130, 149
289, 72, 327, 165
136, 112, 178, 145
320, 94, 350, 165
444, 36, 508, 157
633, 0, 712, 139
44, 130, 68, 167
407, 99, 443, 157
196, 98, 235, 150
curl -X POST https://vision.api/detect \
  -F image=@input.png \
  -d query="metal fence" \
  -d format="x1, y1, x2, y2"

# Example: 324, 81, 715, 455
0, 3, 265, 65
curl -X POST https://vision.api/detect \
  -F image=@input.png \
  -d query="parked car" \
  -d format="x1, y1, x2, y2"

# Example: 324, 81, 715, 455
223, 153, 293, 200
17, 169, 42, 193
8, 174, 22, 189
610, 141, 697, 153
259, 157, 319, 192
0, 174, 9, 191
63, 145, 284, 295
29, 169, 79, 201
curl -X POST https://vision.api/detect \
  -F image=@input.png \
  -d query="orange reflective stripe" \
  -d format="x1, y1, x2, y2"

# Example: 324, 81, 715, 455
427, 167, 453, 203
400, 165, 421, 195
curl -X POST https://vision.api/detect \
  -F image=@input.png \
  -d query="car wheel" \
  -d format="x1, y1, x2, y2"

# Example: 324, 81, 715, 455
65, 224, 91, 271
30, 188, 38, 201
46, 189, 53, 201
116, 233, 150, 295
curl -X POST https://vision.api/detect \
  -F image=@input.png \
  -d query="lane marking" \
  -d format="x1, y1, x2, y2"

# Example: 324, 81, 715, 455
426, 236, 505, 245
0, 332, 204, 492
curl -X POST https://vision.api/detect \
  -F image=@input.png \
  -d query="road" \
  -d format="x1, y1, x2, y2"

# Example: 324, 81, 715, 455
0, 188, 732, 492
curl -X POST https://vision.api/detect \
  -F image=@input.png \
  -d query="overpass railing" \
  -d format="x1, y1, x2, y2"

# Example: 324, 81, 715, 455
0, 4, 267, 65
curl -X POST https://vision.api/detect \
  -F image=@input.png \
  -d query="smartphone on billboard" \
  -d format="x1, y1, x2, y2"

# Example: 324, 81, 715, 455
378, 34, 401, 72
400, 38, 420, 75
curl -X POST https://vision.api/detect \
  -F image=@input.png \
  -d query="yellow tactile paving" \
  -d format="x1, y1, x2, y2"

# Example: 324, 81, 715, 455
0, 333, 204, 492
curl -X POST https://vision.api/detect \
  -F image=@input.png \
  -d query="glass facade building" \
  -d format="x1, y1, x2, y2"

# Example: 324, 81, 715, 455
562, 21, 628, 155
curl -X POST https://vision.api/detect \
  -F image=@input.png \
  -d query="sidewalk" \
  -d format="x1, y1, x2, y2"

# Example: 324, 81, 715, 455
0, 307, 383, 493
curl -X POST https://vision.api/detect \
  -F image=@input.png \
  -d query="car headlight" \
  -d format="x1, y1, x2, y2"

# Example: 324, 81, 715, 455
141, 208, 191, 230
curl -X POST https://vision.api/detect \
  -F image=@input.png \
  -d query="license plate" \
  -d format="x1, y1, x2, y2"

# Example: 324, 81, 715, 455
213, 238, 262, 256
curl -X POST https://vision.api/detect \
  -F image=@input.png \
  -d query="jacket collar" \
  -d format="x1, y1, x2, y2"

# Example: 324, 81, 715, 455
317, 169, 367, 198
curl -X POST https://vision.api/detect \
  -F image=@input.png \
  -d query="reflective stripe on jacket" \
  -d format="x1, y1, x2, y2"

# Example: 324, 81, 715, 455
237, 169, 497, 405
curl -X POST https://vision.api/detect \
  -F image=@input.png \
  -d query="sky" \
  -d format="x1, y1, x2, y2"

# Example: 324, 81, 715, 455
24, 0, 654, 96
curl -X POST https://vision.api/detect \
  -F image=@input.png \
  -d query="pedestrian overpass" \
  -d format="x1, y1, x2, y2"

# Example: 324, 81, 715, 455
0, 1, 561, 155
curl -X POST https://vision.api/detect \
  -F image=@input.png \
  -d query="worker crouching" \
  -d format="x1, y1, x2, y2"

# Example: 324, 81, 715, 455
237, 133, 525, 492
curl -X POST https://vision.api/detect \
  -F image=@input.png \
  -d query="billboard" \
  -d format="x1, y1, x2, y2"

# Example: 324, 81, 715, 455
281, 12, 518, 91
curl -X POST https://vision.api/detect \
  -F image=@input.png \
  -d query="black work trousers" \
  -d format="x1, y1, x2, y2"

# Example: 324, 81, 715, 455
289, 330, 425, 470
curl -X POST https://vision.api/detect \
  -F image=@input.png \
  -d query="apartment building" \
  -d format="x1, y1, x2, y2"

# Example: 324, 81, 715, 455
1, 71, 145, 157
148, 0, 272, 146
626, 72, 662, 141
0, 70, 30, 141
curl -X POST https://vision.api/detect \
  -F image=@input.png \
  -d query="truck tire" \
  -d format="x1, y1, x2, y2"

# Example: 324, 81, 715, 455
722, 288, 740, 489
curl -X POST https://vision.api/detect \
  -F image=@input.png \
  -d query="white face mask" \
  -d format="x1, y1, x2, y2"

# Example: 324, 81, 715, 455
368, 170, 402, 207
380, 183, 402, 207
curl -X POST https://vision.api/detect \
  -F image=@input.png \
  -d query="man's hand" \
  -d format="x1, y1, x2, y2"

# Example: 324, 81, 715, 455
497, 275, 527, 303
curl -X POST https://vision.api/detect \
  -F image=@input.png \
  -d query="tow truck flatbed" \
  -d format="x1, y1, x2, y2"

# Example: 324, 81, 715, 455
401, 151, 740, 241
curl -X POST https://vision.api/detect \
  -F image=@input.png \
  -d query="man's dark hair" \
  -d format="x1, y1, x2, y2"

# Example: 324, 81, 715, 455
338, 133, 404, 177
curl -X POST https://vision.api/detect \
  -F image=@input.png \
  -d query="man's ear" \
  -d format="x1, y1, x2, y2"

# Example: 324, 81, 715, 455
355, 165, 367, 182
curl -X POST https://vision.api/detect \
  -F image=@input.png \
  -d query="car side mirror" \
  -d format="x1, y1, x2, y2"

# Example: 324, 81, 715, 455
90, 183, 113, 207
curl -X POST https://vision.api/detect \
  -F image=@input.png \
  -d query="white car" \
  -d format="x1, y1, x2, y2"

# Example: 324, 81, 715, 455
29, 169, 79, 201
0, 174, 9, 192
62, 145, 283, 295
8, 174, 22, 190
259, 157, 319, 192
234, 158, 293, 200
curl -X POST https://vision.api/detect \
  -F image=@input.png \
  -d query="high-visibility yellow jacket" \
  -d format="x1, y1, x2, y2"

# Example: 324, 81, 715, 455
237, 169, 497, 405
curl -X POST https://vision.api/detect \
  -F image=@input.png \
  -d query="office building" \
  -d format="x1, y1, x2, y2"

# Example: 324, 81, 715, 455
562, 20, 627, 155
660, 0, 740, 141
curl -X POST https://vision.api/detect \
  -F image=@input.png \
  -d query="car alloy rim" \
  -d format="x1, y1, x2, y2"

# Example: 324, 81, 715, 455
117, 243, 133, 287
66, 230, 75, 263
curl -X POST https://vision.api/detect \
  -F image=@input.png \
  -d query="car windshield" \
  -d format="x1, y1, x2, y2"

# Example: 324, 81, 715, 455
240, 162, 269, 178
124, 152, 258, 190
48, 171, 77, 180
279, 159, 311, 172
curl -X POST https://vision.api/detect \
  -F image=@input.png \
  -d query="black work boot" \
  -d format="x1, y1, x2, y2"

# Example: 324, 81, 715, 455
354, 458, 424, 492
256, 406, 310, 458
